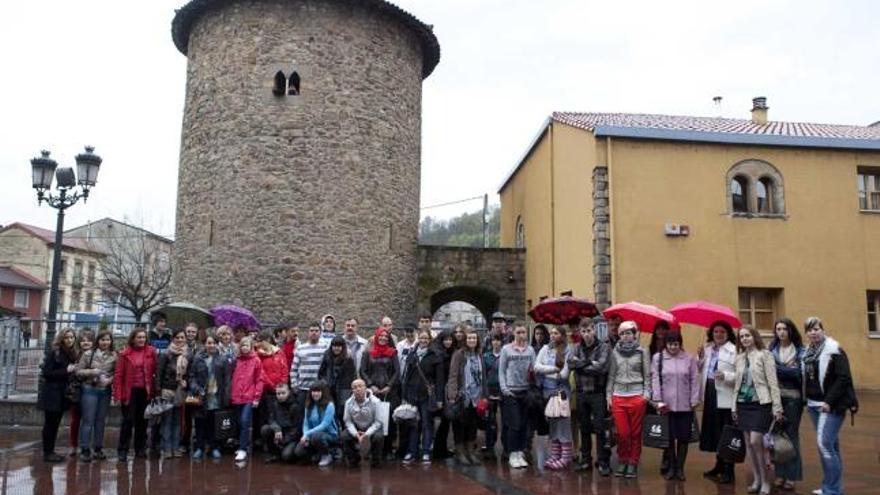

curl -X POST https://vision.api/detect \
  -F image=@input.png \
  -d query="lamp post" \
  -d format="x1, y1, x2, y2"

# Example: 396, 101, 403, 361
30, 146, 102, 353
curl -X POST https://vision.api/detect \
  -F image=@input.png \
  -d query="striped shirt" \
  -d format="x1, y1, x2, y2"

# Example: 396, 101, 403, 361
290, 341, 327, 391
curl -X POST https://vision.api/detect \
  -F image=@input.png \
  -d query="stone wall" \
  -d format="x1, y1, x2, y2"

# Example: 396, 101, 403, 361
172, 1, 431, 324
592, 166, 611, 309
416, 246, 526, 322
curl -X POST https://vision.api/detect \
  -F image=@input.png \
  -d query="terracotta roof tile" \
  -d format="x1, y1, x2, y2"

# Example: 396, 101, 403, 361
552, 112, 880, 140
0, 266, 47, 290
0, 223, 105, 254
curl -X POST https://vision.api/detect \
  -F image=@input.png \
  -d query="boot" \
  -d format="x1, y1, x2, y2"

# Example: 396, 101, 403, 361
467, 441, 481, 465
543, 439, 562, 469
559, 442, 573, 470
660, 447, 672, 476
455, 443, 471, 466
716, 461, 735, 484
703, 457, 723, 479
675, 443, 688, 481
663, 447, 677, 480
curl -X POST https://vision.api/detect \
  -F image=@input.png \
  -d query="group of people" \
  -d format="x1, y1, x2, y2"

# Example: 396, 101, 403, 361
37, 311, 857, 495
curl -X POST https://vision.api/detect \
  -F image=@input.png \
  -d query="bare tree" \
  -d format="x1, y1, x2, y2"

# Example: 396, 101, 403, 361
97, 231, 172, 323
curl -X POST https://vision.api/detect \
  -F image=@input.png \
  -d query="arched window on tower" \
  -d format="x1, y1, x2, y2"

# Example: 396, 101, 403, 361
515, 216, 525, 248
272, 71, 286, 96
288, 71, 300, 95
731, 176, 749, 213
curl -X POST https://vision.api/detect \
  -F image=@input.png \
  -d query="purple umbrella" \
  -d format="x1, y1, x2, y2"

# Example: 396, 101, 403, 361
210, 304, 262, 332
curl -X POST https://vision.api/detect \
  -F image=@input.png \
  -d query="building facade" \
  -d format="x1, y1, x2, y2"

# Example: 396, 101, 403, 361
499, 99, 880, 388
0, 223, 105, 316
0, 266, 47, 321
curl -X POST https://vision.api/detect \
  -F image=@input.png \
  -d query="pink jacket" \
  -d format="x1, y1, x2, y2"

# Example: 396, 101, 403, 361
231, 352, 263, 405
651, 350, 700, 412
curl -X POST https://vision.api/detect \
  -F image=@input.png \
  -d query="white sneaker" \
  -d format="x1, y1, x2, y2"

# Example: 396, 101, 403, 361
234, 450, 247, 462
811, 490, 822, 495
318, 454, 333, 467
517, 451, 530, 468
508, 451, 520, 468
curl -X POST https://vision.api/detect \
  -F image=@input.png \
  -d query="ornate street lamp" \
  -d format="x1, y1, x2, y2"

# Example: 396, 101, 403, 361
30, 146, 103, 353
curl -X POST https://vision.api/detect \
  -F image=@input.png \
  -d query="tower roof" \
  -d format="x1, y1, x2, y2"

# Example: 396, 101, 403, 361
171, 0, 441, 78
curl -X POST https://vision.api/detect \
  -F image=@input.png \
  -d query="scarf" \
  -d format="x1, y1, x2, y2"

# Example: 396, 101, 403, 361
464, 353, 482, 405
803, 337, 826, 366
370, 328, 396, 359
416, 346, 429, 360
616, 340, 641, 357
167, 341, 189, 383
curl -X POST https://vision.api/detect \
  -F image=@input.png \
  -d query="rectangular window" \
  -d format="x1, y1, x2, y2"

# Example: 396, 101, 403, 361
70, 291, 81, 312
58, 258, 67, 281
738, 287, 783, 335
14, 290, 29, 309
57, 290, 65, 311
858, 168, 880, 211
868, 291, 880, 336
85, 292, 94, 312
87, 263, 96, 283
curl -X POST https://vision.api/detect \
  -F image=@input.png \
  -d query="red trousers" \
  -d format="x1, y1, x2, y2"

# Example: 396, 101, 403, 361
611, 395, 647, 464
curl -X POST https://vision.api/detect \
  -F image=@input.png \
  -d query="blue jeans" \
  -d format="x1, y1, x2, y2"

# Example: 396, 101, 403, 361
79, 387, 111, 450
161, 406, 182, 452
807, 405, 844, 495
408, 398, 435, 456
238, 403, 254, 451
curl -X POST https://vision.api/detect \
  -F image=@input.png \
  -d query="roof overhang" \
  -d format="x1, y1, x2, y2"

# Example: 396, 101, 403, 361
497, 118, 552, 194
593, 125, 880, 151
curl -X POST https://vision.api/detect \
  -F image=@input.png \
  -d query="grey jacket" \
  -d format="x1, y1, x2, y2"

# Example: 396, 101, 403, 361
498, 342, 536, 395
343, 390, 383, 437
606, 345, 651, 402
570, 340, 610, 394
75, 349, 118, 391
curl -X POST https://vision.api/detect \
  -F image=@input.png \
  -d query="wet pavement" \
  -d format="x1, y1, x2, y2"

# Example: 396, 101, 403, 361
1, 393, 878, 495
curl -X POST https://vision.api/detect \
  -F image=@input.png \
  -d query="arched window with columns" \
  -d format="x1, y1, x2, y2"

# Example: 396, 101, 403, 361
725, 159, 785, 217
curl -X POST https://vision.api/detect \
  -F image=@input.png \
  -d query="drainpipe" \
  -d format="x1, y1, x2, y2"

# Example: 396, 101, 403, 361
605, 136, 615, 305
549, 122, 556, 295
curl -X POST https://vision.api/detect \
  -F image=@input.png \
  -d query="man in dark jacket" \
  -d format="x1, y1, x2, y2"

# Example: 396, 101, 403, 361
569, 319, 612, 475
260, 384, 303, 463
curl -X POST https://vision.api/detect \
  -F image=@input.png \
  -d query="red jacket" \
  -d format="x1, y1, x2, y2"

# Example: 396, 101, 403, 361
258, 347, 289, 393
282, 341, 295, 367
231, 351, 263, 405
113, 345, 158, 405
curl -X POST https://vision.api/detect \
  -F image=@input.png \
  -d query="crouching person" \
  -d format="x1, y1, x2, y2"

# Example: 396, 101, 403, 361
260, 383, 303, 463
294, 380, 338, 467
342, 379, 384, 468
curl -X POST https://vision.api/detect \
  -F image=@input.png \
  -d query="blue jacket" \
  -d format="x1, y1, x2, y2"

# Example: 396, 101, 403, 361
303, 402, 339, 441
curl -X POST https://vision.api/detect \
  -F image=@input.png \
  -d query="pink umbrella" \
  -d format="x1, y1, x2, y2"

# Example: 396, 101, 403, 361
668, 301, 742, 329
603, 302, 679, 334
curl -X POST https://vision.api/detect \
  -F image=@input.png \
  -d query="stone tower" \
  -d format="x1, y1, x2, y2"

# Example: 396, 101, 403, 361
170, 0, 440, 325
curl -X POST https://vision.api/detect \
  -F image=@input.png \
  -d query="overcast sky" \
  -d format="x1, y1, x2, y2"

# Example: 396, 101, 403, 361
2, 0, 878, 238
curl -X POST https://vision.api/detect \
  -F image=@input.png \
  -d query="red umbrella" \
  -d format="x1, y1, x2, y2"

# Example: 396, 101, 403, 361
528, 296, 599, 325
602, 301, 679, 334
669, 301, 742, 329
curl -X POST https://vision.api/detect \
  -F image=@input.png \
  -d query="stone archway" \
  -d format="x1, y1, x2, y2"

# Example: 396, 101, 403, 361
429, 285, 500, 324
416, 245, 525, 322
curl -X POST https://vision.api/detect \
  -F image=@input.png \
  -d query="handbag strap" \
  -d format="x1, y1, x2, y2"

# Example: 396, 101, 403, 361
414, 355, 434, 394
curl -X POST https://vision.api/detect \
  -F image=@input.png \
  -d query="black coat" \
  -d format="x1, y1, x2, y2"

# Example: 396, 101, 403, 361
361, 352, 400, 403
37, 349, 76, 412
155, 351, 184, 392
188, 351, 231, 411
820, 350, 859, 415
264, 395, 304, 444
402, 347, 444, 404
318, 351, 356, 408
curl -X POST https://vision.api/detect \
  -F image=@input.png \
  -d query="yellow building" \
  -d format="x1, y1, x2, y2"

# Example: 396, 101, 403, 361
499, 98, 880, 388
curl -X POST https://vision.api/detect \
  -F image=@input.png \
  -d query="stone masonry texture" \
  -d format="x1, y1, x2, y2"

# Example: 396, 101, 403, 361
172, 0, 433, 325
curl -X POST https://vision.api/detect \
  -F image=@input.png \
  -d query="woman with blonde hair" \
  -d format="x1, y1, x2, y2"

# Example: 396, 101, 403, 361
733, 325, 783, 495
38, 328, 79, 462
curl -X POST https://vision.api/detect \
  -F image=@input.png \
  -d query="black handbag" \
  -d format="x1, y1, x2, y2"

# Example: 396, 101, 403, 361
443, 394, 465, 421
717, 424, 746, 463
643, 414, 670, 449
214, 409, 239, 442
